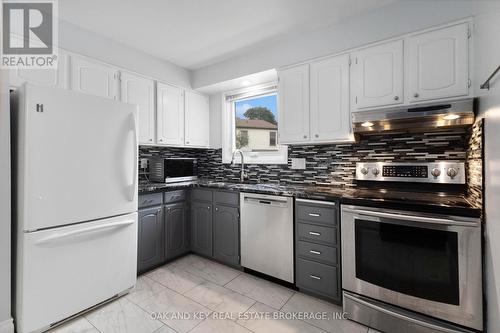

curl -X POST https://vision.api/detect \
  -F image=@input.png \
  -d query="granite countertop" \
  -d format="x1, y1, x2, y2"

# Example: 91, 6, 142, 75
139, 179, 481, 218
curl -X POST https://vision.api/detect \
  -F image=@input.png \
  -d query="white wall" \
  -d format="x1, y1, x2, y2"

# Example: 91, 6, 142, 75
192, 0, 477, 89
58, 20, 191, 88
473, 2, 500, 332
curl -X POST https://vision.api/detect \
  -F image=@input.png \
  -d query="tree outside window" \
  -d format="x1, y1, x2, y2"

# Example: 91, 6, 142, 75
234, 94, 279, 151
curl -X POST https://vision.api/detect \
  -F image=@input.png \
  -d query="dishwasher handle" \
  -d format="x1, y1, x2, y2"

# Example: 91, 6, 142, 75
243, 196, 289, 208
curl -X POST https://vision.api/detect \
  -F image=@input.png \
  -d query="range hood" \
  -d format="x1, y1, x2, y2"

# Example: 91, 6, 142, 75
352, 98, 476, 134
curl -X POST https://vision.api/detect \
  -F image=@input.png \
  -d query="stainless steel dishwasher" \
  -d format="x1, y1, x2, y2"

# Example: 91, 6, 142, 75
240, 192, 294, 283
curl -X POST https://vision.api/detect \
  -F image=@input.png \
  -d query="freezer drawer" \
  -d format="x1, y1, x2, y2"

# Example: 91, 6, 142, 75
15, 213, 138, 333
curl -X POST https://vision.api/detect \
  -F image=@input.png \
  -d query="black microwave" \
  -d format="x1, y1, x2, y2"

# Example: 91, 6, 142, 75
149, 158, 198, 183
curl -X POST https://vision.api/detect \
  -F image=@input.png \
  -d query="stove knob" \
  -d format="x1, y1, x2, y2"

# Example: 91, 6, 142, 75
360, 167, 369, 175
372, 168, 380, 176
431, 168, 441, 177
447, 168, 458, 178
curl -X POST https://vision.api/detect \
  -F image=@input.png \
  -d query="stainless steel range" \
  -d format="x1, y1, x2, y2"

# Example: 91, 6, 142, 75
341, 162, 482, 333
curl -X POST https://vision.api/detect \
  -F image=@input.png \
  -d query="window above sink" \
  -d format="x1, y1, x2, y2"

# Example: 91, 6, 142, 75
222, 83, 288, 164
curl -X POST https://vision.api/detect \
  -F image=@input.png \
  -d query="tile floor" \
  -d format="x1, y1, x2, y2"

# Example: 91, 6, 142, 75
47, 254, 378, 333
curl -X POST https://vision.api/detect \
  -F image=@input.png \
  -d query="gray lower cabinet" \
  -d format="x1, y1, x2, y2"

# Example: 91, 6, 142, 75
295, 199, 341, 304
137, 206, 164, 273
190, 201, 213, 257
164, 201, 189, 260
213, 205, 239, 266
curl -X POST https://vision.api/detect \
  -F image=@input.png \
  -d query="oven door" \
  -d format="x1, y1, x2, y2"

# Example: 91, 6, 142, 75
341, 205, 482, 331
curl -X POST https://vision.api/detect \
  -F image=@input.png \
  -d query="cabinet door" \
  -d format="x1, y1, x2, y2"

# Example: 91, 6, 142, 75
185, 91, 209, 147
351, 40, 404, 109
137, 206, 164, 273
9, 50, 69, 89
213, 205, 240, 266
278, 64, 310, 143
407, 23, 469, 102
164, 202, 188, 260
70, 55, 118, 100
121, 72, 155, 144
310, 54, 351, 142
157, 82, 185, 146
190, 201, 213, 257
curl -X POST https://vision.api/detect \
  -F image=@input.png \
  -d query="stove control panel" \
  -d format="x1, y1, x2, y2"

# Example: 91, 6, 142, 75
356, 162, 465, 184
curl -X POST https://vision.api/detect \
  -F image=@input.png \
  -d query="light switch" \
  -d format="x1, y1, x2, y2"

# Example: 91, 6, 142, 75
291, 158, 306, 170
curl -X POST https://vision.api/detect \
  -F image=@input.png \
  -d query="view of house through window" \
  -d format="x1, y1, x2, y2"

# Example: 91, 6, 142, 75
234, 93, 279, 151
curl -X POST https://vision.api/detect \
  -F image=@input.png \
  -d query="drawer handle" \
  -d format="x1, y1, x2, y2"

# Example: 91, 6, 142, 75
308, 213, 321, 217
309, 275, 322, 280
309, 231, 321, 236
309, 250, 321, 255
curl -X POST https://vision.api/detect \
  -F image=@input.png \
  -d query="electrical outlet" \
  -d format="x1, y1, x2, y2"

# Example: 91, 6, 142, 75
291, 158, 306, 170
140, 158, 148, 169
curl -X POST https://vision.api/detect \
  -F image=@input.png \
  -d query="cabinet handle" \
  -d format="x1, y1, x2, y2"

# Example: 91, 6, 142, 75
215, 207, 218, 211
414, 93, 419, 98
186, 141, 190, 144
309, 275, 321, 280
308, 213, 321, 217
207, 206, 211, 210
309, 250, 321, 255
149, 139, 153, 142
309, 231, 321, 236
159, 139, 163, 142
394, 96, 399, 101
303, 135, 307, 139
315, 134, 319, 138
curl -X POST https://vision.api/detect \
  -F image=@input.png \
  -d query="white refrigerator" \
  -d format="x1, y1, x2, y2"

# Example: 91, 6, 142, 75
11, 84, 139, 333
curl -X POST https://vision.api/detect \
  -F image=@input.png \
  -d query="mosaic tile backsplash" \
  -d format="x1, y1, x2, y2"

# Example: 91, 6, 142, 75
140, 122, 483, 208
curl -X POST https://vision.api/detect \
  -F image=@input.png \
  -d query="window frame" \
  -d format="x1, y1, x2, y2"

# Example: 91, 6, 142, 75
222, 84, 287, 164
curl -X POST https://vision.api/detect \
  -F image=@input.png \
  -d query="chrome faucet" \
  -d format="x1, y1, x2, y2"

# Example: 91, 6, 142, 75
231, 149, 248, 182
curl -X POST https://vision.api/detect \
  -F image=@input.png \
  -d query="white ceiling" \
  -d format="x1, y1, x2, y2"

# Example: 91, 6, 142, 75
59, 0, 397, 70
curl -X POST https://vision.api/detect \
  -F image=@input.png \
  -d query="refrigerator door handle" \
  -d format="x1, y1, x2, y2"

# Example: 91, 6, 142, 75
130, 114, 138, 202
35, 220, 135, 245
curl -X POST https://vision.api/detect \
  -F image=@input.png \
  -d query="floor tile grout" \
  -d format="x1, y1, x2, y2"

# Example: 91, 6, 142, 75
83, 316, 103, 333
278, 290, 296, 311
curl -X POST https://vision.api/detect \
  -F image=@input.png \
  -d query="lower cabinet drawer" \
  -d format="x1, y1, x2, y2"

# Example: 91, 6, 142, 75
139, 193, 163, 208
297, 223, 337, 246
296, 258, 338, 298
164, 190, 186, 204
297, 241, 337, 266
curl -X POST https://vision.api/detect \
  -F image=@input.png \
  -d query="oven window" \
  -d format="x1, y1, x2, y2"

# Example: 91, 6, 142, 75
355, 219, 459, 305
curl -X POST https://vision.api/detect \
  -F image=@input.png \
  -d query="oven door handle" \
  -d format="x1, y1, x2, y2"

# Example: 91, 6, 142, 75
344, 208, 479, 227
343, 293, 469, 333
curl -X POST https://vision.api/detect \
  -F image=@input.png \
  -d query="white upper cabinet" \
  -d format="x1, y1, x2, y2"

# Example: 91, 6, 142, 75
351, 40, 404, 109
184, 91, 209, 148
157, 82, 185, 146
10, 50, 69, 89
120, 72, 155, 144
70, 55, 119, 100
407, 23, 469, 102
310, 54, 351, 142
278, 64, 310, 144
